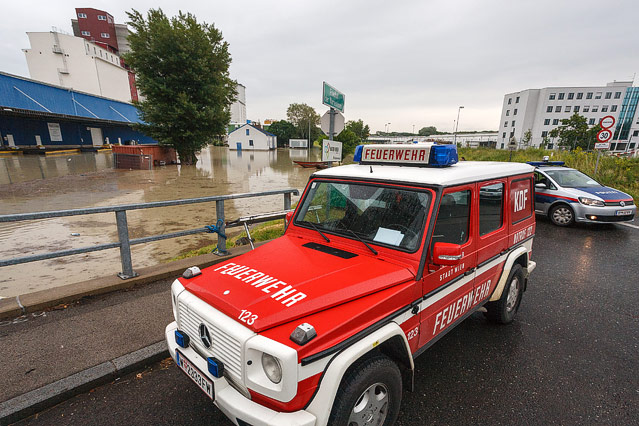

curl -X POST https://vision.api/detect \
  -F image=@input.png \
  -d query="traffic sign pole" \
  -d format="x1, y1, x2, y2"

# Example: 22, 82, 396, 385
329, 108, 335, 141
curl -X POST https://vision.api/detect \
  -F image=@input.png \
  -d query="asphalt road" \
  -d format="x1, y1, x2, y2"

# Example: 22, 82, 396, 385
16, 218, 639, 425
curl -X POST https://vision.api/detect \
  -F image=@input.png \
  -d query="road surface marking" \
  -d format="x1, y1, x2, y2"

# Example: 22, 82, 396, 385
619, 222, 639, 230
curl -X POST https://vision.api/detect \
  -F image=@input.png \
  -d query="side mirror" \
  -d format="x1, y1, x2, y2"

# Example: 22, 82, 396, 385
432, 242, 463, 266
535, 182, 547, 189
285, 211, 294, 230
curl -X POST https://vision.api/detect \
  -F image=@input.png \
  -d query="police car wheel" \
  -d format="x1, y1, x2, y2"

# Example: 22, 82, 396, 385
485, 264, 524, 324
328, 354, 402, 426
549, 204, 574, 226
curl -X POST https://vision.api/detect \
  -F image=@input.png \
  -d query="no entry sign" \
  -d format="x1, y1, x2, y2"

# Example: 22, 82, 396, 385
599, 116, 615, 129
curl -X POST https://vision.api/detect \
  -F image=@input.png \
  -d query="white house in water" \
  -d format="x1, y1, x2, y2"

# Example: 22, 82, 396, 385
228, 124, 276, 151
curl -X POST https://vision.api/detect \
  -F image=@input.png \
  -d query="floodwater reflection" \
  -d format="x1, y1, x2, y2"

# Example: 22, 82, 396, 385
0, 146, 319, 297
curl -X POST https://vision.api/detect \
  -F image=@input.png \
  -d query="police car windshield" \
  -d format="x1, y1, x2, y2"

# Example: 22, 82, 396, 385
295, 181, 430, 251
544, 169, 601, 188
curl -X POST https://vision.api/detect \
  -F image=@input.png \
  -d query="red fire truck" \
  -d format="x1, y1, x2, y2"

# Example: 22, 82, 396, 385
166, 144, 536, 426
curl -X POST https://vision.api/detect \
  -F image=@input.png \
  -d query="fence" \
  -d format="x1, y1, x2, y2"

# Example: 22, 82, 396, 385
0, 189, 298, 279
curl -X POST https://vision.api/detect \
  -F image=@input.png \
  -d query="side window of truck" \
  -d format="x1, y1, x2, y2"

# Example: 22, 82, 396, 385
479, 183, 504, 235
432, 189, 471, 246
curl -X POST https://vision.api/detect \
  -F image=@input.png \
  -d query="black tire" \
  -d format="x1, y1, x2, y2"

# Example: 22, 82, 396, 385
328, 355, 402, 426
485, 264, 524, 324
549, 203, 575, 226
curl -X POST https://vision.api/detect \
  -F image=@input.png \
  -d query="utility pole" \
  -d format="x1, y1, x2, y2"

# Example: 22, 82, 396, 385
453, 106, 464, 145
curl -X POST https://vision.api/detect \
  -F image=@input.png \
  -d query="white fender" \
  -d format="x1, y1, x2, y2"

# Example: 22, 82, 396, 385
489, 246, 530, 302
305, 322, 412, 426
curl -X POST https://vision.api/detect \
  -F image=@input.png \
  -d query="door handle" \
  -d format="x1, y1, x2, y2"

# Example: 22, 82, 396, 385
464, 268, 476, 276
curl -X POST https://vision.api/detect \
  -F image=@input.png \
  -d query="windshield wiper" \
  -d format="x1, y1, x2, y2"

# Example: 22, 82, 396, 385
341, 229, 378, 256
299, 221, 330, 243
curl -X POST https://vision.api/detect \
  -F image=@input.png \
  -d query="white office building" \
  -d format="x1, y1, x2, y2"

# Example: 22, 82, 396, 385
230, 83, 247, 125
498, 81, 639, 152
23, 31, 133, 103
228, 124, 276, 151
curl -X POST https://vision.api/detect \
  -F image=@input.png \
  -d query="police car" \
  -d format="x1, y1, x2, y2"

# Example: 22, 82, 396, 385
165, 144, 537, 426
529, 160, 636, 226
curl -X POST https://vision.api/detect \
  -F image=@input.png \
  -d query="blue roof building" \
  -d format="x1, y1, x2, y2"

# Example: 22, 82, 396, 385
0, 72, 156, 148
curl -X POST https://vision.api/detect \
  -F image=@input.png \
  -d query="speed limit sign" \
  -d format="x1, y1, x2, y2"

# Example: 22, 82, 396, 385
597, 129, 612, 143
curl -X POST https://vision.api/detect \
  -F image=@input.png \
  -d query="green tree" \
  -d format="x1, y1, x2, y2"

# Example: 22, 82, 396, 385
521, 129, 532, 147
267, 120, 297, 147
418, 126, 438, 136
286, 103, 320, 141
335, 129, 360, 155
345, 119, 370, 140
123, 9, 236, 165
549, 113, 599, 151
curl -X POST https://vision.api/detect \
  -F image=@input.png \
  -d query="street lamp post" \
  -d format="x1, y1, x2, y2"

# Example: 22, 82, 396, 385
453, 106, 464, 146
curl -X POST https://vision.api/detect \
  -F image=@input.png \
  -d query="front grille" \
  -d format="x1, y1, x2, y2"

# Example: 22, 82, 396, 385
605, 200, 634, 206
178, 301, 243, 379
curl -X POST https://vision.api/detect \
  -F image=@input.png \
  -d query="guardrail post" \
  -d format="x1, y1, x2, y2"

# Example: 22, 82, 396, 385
215, 200, 228, 255
116, 210, 137, 279
284, 192, 292, 211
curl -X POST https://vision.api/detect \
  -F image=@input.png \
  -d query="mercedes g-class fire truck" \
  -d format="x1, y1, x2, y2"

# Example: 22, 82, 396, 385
165, 143, 537, 426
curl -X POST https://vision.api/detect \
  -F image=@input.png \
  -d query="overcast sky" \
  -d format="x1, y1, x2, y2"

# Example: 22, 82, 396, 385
2, 0, 638, 133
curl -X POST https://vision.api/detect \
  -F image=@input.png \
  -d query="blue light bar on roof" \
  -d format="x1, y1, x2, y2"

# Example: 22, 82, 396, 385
354, 144, 458, 167
526, 161, 565, 167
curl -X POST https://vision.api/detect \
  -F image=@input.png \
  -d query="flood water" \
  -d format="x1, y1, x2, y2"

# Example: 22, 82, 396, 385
0, 146, 320, 298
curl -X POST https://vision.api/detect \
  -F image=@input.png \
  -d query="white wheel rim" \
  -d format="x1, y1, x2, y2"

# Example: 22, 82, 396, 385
348, 382, 389, 426
506, 276, 520, 312
552, 207, 572, 224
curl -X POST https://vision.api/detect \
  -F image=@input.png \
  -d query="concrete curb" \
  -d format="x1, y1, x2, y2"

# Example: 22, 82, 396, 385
0, 242, 266, 321
0, 341, 169, 425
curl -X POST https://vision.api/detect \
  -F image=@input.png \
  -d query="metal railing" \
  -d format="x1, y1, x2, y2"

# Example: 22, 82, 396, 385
0, 189, 298, 279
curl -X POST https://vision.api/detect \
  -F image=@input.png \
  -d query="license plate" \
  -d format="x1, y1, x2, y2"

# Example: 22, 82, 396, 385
176, 350, 215, 399
616, 210, 632, 216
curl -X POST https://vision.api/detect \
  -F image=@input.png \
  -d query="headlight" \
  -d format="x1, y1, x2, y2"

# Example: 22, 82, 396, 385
261, 353, 282, 384
579, 197, 605, 207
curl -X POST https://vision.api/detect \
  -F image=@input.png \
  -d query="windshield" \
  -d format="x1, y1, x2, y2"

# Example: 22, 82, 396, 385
544, 169, 601, 188
295, 181, 431, 251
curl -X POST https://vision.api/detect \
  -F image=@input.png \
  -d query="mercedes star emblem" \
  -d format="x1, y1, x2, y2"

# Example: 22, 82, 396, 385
199, 323, 212, 348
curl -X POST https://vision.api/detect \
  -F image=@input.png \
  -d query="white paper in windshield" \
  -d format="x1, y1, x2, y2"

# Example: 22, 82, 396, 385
374, 228, 404, 246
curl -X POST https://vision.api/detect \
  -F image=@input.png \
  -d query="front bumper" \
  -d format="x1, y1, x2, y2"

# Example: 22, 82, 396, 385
165, 322, 316, 426
573, 204, 636, 223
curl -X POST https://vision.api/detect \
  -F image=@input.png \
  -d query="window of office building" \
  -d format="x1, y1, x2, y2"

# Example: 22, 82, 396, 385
565, 106, 571, 113
605, 92, 612, 99
511, 121, 516, 127
549, 93, 556, 100
514, 109, 518, 115
502, 132, 506, 138
589, 118, 595, 125
508, 98, 512, 105
555, 106, 561, 112
583, 106, 590, 112
595, 92, 602, 99
611, 105, 617, 112
506, 110, 509, 116
568, 93, 574, 100
586, 92, 593, 99
544, 119, 550, 125
558, 93, 565, 100
541, 131, 548, 137
552, 119, 559, 125
592, 106, 599, 112
574, 106, 580, 113
516, 96, 520, 103
577, 93, 583, 99
504, 121, 508, 127
602, 105, 608, 112
614, 92, 622, 99
546, 106, 553, 113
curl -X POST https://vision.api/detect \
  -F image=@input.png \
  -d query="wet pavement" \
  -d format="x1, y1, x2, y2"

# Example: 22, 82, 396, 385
0, 147, 319, 298
13, 219, 639, 425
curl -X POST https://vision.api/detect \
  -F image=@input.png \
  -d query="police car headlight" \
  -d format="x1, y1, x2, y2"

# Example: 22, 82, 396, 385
261, 353, 282, 384
579, 197, 605, 207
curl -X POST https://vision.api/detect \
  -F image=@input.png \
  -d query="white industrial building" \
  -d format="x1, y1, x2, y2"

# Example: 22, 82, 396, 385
499, 81, 639, 152
230, 83, 247, 125
23, 31, 133, 103
228, 124, 276, 151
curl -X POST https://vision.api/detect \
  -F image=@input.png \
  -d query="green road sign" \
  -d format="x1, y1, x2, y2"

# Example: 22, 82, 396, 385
322, 82, 345, 112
